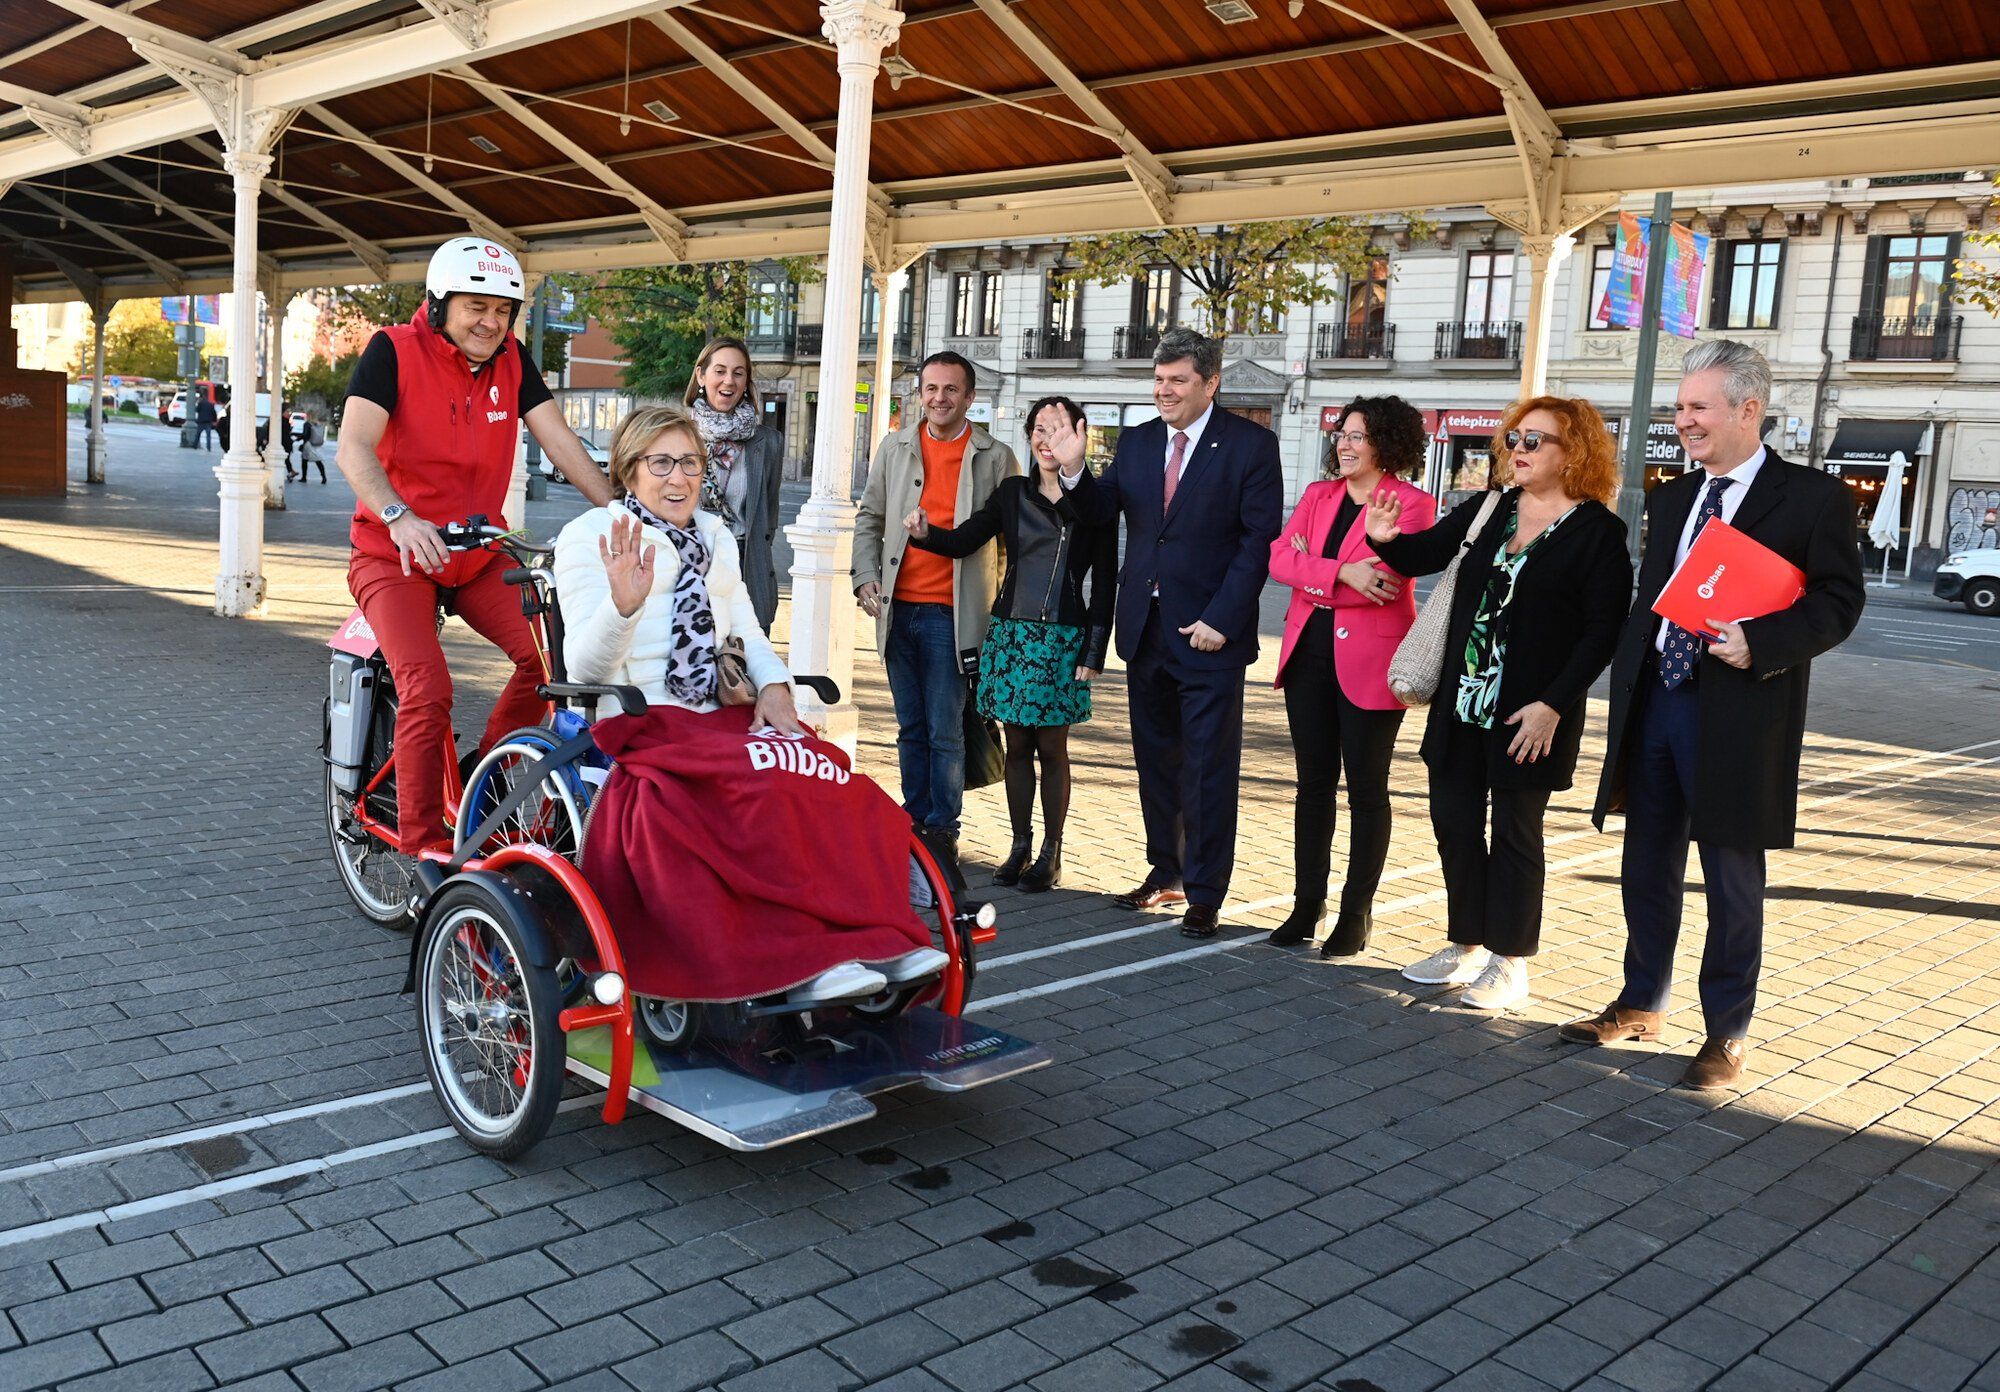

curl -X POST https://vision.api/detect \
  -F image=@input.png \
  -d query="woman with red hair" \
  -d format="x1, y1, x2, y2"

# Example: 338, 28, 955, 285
1364, 396, 1632, 1011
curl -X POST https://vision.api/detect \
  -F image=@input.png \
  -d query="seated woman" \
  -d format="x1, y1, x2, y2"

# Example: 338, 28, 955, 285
554, 404, 946, 1006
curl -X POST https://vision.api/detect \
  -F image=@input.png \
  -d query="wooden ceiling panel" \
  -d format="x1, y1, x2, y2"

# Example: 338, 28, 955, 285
864, 102, 1117, 183
617, 138, 834, 206
891, 11, 1058, 94
5, 26, 144, 100
1004, 0, 1453, 81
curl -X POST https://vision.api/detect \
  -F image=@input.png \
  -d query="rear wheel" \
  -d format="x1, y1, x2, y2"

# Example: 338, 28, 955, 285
1966, 579, 1999, 616
417, 880, 565, 1158
459, 729, 589, 862
326, 687, 415, 925
636, 998, 702, 1051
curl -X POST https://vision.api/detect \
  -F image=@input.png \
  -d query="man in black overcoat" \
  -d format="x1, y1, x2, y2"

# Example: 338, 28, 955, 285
1565, 339, 1864, 1089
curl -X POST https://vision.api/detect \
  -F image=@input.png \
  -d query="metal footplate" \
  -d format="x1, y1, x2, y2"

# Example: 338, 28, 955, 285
563, 1007, 1051, 1151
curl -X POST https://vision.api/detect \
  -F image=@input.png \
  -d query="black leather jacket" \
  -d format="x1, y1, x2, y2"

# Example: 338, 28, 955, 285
906, 473, 1117, 670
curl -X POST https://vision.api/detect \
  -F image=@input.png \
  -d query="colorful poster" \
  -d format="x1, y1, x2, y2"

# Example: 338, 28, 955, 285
1596, 213, 1709, 338
160, 295, 221, 326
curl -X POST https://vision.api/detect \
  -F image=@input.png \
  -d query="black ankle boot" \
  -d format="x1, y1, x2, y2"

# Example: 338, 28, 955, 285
1020, 838, 1062, 892
993, 835, 1032, 886
1265, 899, 1325, 947
1320, 912, 1372, 958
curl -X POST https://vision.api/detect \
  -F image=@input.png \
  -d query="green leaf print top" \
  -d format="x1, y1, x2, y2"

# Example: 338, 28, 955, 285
1454, 504, 1577, 729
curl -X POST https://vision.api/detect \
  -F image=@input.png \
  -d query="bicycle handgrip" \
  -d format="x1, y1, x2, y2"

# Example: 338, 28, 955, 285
501, 567, 534, 587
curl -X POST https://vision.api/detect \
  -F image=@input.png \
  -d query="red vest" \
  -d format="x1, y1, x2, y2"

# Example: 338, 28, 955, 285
349, 308, 525, 584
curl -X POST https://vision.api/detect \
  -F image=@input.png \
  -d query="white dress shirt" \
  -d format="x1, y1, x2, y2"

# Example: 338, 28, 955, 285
1656, 446, 1766, 650
1164, 403, 1215, 483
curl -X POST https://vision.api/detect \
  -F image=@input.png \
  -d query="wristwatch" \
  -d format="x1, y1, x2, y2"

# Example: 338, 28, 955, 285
380, 502, 410, 525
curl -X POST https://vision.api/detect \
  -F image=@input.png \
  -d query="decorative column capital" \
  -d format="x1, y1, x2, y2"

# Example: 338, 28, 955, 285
820, 0, 903, 67
223, 150, 273, 184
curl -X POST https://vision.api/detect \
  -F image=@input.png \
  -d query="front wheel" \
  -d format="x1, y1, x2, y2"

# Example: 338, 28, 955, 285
1965, 579, 1999, 617
417, 880, 566, 1158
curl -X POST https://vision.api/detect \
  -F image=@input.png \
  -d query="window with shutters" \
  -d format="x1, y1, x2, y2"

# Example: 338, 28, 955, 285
1852, 233, 1962, 361
1710, 240, 1784, 330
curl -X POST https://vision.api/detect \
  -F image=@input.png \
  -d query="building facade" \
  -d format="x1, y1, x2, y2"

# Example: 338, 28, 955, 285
912, 171, 1997, 567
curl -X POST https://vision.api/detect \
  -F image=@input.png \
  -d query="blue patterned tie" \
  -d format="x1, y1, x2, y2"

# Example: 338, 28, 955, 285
1660, 476, 1734, 690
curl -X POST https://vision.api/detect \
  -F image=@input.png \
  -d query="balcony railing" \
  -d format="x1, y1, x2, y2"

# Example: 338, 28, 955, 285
1850, 312, 1962, 363
1022, 326, 1084, 360
1433, 319, 1523, 360
859, 328, 916, 356
796, 323, 823, 357
1313, 321, 1396, 360
744, 325, 797, 357
1112, 324, 1163, 360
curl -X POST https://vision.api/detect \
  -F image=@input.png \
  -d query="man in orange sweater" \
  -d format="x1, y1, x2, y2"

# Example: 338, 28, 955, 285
853, 352, 1020, 864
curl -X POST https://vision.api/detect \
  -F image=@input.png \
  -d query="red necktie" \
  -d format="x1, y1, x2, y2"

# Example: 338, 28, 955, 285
1164, 430, 1189, 511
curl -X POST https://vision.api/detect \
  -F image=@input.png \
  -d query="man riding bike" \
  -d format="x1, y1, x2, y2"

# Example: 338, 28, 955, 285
338, 237, 614, 854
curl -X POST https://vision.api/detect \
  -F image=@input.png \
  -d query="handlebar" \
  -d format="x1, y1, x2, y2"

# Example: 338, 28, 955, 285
439, 515, 550, 564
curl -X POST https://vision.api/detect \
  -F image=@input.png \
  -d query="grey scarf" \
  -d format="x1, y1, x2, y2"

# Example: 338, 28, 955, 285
689, 396, 758, 527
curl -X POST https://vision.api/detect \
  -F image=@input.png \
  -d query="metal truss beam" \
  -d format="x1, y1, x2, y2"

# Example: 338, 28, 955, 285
303, 103, 513, 243
16, 182, 183, 288
968, 0, 1177, 225
452, 67, 688, 258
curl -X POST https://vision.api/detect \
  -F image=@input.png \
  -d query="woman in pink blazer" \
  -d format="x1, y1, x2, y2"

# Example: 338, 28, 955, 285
1267, 396, 1437, 957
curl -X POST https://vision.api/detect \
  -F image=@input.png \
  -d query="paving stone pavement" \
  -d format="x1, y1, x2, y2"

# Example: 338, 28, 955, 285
1, 420, 1997, 1392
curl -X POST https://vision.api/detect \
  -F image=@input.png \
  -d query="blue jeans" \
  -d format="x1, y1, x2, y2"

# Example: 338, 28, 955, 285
885, 601, 966, 834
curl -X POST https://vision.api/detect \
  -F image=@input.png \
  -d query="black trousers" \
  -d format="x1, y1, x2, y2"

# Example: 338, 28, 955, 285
1126, 604, 1246, 908
1428, 716, 1553, 957
1616, 672, 1766, 1039
1281, 637, 1404, 926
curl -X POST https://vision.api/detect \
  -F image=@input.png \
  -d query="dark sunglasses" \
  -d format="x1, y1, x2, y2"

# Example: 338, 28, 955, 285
1504, 429, 1553, 453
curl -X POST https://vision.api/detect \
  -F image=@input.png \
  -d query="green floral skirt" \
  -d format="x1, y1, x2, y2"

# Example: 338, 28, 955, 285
977, 618, 1092, 728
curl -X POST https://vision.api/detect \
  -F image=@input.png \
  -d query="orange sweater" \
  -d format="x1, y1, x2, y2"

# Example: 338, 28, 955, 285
895, 426, 969, 605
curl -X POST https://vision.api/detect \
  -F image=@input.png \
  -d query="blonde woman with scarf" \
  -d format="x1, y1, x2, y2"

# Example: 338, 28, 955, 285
685, 337, 785, 631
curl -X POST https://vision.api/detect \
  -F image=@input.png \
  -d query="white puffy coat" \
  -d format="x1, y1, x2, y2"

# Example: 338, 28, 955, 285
553, 505, 790, 709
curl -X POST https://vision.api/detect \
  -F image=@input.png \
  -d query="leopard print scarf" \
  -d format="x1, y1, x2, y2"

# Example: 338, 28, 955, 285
620, 496, 718, 706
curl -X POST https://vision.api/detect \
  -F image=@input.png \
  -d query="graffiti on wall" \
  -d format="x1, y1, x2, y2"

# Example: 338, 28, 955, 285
1947, 487, 2000, 552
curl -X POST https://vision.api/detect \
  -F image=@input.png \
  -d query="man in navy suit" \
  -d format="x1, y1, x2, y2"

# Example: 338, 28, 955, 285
1567, 339, 1863, 1090
1052, 328, 1283, 937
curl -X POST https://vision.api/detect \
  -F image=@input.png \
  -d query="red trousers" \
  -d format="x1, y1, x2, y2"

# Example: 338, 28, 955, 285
348, 550, 548, 851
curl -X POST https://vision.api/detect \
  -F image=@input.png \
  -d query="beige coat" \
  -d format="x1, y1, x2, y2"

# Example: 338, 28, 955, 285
852, 419, 1021, 660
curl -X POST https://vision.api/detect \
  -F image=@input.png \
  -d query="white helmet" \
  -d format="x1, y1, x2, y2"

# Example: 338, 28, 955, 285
425, 236, 524, 331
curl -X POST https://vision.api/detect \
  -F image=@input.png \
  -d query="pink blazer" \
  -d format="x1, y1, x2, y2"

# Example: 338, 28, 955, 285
1270, 475, 1437, 709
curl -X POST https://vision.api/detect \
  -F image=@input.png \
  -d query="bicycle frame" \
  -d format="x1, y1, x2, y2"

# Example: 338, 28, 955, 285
336, 531, 558, 853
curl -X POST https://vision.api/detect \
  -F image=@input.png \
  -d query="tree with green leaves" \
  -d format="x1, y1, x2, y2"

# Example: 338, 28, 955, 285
1955, 179, 2000, 315
1056, 218, 1431, 335
69, 300, 179, 381
287, 349, 361, 420
562, 258, 821, 399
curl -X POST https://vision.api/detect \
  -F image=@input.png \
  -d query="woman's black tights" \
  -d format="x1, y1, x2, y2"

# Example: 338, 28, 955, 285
1003, 723, 1072, 840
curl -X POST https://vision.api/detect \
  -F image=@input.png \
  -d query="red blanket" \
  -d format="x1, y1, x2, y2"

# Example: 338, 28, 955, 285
581, 705, 931, 1002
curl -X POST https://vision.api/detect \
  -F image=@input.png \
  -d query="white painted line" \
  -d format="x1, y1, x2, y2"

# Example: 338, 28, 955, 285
0, 1083, 434, 1188
971, 751, 2000, 1013
981, 735, 2000, 975
0, 1097, 598, 1253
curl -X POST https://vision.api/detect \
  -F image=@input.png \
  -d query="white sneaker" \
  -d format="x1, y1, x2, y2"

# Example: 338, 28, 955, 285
1460, 955, 1530, 1011
789, 961, 889, 1003
1401, 943, 1490, 985
874, 947, 949, 984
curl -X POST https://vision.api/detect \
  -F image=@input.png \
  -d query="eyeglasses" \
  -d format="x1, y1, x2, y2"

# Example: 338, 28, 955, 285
1331, 431, 1372, 447
638, 452, 707, 478
1504, 430, 1553, 454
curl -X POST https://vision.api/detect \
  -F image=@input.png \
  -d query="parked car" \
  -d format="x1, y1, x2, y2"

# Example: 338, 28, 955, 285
1934, 550, 2000, 616
539, 439, 611, 485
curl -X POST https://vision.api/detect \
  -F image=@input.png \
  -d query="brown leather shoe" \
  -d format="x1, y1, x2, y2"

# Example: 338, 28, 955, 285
1680, 1036, 1748, 1090
1113, 879, 1187, 911
1558, 1004, 1665, 1045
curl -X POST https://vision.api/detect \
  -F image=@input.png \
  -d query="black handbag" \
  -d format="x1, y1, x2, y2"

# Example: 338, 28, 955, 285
961, 673, 1006, 790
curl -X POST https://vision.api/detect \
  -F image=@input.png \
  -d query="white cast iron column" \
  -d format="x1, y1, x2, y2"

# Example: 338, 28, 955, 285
787, 0, 903, 751
217, 149, 272, 616
868, 267, 903, 452
86, 293, 108, 485
263, 275, 287, 510
1517, 231, 1575, 398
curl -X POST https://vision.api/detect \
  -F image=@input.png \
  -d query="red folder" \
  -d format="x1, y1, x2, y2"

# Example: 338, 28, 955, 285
1652, 518, 1805, 641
